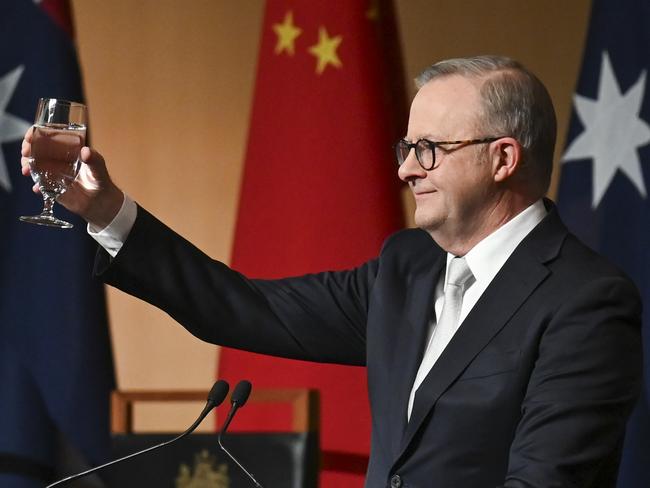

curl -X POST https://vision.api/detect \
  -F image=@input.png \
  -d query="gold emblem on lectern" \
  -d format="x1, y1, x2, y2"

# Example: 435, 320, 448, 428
176, 450, 230, 488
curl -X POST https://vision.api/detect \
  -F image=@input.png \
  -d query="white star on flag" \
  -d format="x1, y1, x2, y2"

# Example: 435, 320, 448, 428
562, 51, 650, 208
0, 65, 32, 193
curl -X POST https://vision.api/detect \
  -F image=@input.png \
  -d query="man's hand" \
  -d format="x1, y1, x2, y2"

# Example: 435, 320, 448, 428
21, 126, 124, 230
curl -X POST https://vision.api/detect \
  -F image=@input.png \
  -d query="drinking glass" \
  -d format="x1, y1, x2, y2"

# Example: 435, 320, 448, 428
19, 98, 87, 229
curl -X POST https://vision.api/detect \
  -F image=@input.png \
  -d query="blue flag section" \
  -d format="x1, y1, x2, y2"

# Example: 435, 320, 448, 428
557, 0, 650, 486
0, 1, 114, 487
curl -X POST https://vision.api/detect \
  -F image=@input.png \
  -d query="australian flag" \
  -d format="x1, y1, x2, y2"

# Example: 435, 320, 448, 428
557, 0, 650, 486
0, 1, 114, 487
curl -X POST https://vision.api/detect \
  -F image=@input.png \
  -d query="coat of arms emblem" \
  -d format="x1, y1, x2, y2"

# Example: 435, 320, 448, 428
176, 449, 230, 488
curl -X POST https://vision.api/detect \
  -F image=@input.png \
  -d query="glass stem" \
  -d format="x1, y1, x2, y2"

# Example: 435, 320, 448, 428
42, 195, 56, 217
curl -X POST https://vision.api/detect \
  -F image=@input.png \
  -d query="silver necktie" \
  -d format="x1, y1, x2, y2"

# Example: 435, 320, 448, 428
407, 256, 475, 419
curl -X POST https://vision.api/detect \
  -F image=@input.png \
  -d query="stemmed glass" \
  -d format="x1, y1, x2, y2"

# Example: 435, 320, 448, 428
19, 98, 87, 229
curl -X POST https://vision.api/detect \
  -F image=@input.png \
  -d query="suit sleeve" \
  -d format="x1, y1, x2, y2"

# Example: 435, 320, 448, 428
502, 275, 642, 487
96, 206, 377, 365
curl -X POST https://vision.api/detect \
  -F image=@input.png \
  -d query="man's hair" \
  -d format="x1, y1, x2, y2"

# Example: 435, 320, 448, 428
416, 55, 557, 195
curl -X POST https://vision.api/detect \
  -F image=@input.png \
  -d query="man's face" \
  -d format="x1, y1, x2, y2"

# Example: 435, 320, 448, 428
399, 75, 497, 243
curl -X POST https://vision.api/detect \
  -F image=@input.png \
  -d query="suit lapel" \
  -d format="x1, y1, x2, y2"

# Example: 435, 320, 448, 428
386, 243, 446, 457
397, 204, 567, 458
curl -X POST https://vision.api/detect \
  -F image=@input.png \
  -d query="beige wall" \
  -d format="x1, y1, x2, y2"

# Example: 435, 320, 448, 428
71, 0, 591, 429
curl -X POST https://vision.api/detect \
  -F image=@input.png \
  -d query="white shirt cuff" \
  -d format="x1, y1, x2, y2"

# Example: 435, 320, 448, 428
87, 193, 138, 258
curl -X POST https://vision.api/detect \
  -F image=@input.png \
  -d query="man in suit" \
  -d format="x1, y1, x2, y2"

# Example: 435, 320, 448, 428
22, 55, 642, 487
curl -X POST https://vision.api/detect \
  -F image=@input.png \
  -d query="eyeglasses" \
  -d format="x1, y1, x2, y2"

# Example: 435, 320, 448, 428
394, 137, 503, 170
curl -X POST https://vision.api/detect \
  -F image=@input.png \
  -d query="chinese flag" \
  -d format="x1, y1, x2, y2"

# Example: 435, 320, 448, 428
219, 1, 405, 486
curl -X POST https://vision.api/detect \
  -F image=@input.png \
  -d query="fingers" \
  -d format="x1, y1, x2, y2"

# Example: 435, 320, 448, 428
21, 126, 33, 155
21, 126, 33, 176
21, 138, 30, 157
80, 146, 91, 162
21, 156, 31, 176
80, 146, 106, 170
21, 127, 32, 158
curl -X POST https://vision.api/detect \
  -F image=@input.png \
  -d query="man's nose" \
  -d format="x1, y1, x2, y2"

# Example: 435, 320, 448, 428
397, 148, 427, 182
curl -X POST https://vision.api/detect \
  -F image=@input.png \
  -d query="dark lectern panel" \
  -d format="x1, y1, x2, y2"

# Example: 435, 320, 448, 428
107, 432, 318, 488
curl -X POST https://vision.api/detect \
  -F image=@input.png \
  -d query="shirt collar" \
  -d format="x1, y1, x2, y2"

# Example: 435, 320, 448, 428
445, 199, 547, 287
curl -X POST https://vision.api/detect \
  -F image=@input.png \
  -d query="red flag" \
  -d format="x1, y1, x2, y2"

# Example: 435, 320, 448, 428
219, 1, 405, 485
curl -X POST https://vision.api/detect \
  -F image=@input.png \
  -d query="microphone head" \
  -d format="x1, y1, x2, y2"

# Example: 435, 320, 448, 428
207, 380, 230, 407
231, 380, 252, 407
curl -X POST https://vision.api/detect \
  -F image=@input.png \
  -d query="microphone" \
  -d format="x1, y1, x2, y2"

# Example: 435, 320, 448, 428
217, 380, 264, 488
46, 379, 230, 487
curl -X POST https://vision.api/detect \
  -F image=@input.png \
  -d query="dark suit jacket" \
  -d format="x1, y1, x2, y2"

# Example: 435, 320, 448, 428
97, 203, 642, 488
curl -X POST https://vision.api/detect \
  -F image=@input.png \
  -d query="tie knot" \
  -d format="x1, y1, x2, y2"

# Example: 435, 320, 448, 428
446, 257, 474, 288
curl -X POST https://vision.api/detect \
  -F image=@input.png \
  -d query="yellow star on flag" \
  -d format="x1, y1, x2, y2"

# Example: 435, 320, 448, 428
308, 27, 343, 75
366, 0, 380, 21
272, 11, 302, 56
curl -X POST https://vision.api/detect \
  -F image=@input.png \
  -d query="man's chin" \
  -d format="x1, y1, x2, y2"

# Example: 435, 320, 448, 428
414, 213, 442, 233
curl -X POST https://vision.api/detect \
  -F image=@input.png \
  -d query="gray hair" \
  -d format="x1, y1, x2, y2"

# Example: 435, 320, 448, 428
416, 55, 557, 195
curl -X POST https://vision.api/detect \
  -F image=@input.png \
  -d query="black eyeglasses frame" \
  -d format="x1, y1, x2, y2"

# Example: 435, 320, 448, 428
394, 136, 504, 170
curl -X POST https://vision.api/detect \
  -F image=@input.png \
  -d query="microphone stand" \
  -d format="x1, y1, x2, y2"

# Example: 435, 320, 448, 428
217, 380, 264, 488
46, 380, 229, 487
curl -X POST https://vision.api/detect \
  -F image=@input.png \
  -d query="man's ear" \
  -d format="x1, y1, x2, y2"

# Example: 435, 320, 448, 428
492, 137, 522, 182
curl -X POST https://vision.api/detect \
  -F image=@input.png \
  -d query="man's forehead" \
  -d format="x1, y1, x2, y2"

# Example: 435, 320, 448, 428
414, 74, 483, 102
407, 75, 483, 137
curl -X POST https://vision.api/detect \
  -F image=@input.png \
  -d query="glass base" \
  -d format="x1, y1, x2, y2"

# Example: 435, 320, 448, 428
19, 214, 74, 229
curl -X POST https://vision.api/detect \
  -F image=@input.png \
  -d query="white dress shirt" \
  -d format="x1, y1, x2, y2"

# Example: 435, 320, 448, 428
88, 193, 137, 257
407, 200, 547, 419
